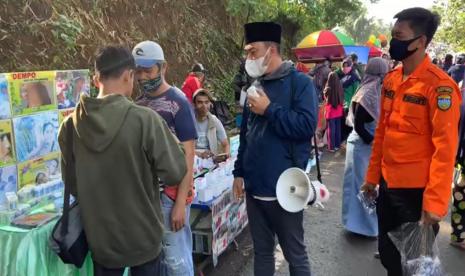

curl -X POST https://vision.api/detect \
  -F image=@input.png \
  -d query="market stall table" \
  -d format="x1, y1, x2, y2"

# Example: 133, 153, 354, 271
0, 219, 93, 276
0, 203, 132, 276
190, 135, 248, 274
190, 185, 248, 274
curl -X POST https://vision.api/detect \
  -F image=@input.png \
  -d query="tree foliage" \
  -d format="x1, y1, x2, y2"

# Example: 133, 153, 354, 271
0, 0, 242, 108
315, 0, 363, 30
0, 0, 386, 108
338, 7, 391, 45
226, 0, 371, 56
433, 0, 465, 52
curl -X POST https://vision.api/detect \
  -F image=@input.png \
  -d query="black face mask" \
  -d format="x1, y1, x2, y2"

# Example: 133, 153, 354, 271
389, 36, 421, 61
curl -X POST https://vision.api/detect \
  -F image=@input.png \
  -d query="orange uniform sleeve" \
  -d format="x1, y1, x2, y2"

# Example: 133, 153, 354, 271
365, 87, 387, 185
424, 82, 461, 217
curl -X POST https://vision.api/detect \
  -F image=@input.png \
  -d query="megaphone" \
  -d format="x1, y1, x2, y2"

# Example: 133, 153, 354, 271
276, 168, 330, 213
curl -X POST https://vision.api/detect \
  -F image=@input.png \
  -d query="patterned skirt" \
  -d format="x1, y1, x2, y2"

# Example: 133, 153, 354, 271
452, 165, 465, 243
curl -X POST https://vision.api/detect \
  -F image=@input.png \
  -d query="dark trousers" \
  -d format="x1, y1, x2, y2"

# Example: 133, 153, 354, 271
246, 194, 311, 276
376, 178, 439, 276
93, 255, 161, 276
327, 118, 342, 150
341, 109, 353, 142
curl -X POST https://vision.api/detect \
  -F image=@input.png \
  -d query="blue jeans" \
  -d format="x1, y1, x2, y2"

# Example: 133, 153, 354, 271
160, 193, 194, 276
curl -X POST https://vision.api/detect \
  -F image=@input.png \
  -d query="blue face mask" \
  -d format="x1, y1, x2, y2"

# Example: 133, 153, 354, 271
139, 74, 162, 94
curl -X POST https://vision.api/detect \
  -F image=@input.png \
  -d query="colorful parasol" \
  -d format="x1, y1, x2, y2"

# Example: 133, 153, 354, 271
294, 30, 355, 62
296, 30, 355, 48
369, 46, 383, 58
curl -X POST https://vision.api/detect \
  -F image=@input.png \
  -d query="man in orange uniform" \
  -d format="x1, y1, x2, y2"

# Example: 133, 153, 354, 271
362, 8, 461, 275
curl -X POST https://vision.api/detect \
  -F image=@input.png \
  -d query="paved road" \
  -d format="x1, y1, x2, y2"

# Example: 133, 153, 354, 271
204, 150, 465, 276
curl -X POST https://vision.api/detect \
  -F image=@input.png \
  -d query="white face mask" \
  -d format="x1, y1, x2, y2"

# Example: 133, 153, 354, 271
245, 49, 270, 78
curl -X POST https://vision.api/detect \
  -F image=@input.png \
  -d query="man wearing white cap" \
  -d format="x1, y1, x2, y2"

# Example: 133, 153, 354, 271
132, 41, 197, 276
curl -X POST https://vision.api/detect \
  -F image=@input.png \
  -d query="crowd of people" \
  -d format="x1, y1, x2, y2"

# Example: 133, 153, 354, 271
306, 7, 463, 276
54, 5, 465, 276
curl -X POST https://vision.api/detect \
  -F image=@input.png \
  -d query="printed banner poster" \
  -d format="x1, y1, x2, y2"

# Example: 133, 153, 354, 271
18, 152, 60, 188
59, 109, 74, 124
211, 189, 248, 266
55, 70, 90, 109
0, 74, 11, 119
8, 71, 56, 116
13, 111, 59, 163
0, 165, 17, 207
0, 120, 15, 167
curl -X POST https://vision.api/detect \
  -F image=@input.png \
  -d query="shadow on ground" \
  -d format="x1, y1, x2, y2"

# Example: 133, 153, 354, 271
205, 150, 465, 276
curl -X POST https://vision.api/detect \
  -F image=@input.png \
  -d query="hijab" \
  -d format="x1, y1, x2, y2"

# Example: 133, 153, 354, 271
347, 57, 389, 127
341, 57, 360, 89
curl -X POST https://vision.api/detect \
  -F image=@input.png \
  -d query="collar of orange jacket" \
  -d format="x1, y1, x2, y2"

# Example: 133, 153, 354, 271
399, 54, 431, 80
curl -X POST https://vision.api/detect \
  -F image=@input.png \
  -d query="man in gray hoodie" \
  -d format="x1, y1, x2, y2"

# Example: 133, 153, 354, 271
59, 46, 187, 276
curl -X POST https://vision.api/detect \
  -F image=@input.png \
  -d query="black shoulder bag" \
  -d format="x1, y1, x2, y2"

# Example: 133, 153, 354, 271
289, 72, 322, 206
49, 118, 89, 268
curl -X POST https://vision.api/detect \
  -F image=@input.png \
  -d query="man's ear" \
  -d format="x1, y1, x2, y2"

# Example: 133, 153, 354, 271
122, 69, 133, 83
271, 45, 278, 56
161, 62, 168, 75
93, 74, 100, 88
416, 35, 428, 50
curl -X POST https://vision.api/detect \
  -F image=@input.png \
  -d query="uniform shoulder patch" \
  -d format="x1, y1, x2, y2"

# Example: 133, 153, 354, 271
437, 94, 452, 111
436, 86, 453, 94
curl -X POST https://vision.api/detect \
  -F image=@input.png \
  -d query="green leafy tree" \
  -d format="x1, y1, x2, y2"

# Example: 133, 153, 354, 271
226, 0, 371, 57
433, 0, 465, 52
337, 6, 391, 45
315, 0, 363, 29
226, 0, 321, 57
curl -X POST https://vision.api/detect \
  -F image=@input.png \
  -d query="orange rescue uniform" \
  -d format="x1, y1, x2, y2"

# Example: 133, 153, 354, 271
366, 55, 462, 217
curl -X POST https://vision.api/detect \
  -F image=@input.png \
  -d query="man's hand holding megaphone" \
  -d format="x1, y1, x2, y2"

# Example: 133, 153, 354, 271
233, 177, 245, 201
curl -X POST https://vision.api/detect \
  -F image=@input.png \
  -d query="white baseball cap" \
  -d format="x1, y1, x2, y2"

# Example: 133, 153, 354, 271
132, 41, 165, 68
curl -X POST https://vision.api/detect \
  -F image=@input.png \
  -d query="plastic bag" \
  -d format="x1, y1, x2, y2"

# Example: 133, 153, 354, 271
388, 222, 446, 276
357, 187, 378, 215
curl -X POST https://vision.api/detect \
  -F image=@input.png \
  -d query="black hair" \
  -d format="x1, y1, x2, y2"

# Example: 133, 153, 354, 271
457, 54, 465, 65
28, 82, 52, 106
42, 122, 54, 133
445, 54, 453, 62
95, 46, 135, 80
350, 53, 358, 62
394, 7, 440, 46
193, 89, 213, 103
35, 172, 47, 184
0, 133, 10, 141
